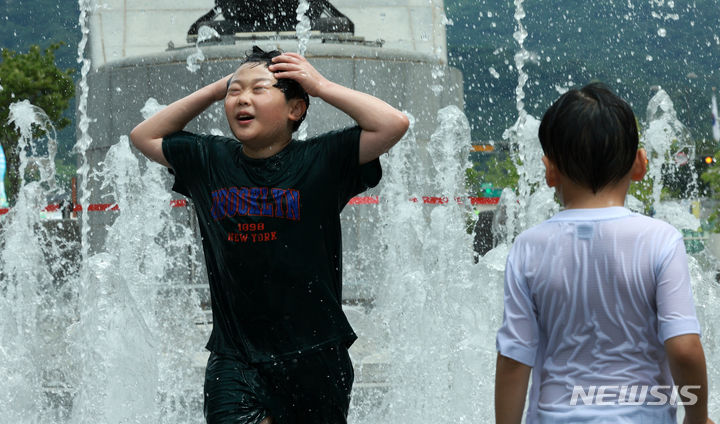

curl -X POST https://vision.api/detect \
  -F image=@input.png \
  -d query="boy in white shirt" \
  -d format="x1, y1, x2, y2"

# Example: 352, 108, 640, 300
495, 83, 713, 424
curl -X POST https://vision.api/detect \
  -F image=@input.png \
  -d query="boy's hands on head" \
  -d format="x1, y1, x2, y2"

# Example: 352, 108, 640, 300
269, 53, 329, 97
267, 51, 409, 164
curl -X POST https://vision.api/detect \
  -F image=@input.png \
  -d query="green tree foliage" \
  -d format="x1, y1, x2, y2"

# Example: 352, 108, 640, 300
0, 43, 74, 204
466, 153, 519, 195
0, 0, 81, 165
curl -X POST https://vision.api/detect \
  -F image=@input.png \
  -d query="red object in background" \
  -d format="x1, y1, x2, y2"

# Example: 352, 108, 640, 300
0, 195, 500, 216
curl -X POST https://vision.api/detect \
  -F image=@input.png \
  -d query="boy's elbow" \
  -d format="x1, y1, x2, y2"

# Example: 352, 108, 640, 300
129, 126, 142, 148
395, 112, 410, 139
129, 125, 158, 151
386, 111, 410, 145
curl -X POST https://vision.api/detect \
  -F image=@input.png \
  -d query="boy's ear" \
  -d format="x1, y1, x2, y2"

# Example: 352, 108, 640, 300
287, 98, 307, 123
542, 155, 559, 188
630, 148, 648, 181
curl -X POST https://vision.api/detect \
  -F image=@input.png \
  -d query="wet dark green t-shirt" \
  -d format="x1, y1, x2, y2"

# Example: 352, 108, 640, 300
162, 126, 381, 363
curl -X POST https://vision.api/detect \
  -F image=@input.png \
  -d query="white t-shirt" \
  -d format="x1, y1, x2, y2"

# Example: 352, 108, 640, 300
496, 207, 701, 423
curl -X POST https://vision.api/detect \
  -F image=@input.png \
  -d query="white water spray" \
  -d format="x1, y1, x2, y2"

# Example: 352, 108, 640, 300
295, 0, 311, 57
74, 0, 93, 276
639, 90, 720, 418
0, 1, 717, 422
187, 26, 221, 73
294, 0, 311, 141
8, 101, 58, 190
498, 0, 558, 241
68, 135, 208, 423
347, 107, 505, 423
0, 101, 75, 423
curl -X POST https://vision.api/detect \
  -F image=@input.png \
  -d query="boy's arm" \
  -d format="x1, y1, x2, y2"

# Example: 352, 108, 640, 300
665, 334, 713, 424
269, 53, 410, 165
129, 75, 230, 167
495, 353, 531, 424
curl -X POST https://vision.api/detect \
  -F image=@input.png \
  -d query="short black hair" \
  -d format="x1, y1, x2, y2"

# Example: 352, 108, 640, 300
538, 82, 639, 193
228, 46, 310, 131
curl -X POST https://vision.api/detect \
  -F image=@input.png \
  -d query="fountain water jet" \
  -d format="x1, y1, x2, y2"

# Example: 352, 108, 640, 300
0, 101, 78, 423
346, 106, 505, 422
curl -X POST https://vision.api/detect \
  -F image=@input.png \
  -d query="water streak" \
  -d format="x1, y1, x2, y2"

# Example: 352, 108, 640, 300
1, 101, 75, 423
499, 0, 558, 241
348, 107, 505, 422
187, 26, 221, 73
294, 0, 312, 141
295, 0, 311, 57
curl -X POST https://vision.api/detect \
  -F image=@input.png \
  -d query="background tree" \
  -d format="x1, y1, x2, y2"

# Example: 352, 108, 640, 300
0, 43, 74, 204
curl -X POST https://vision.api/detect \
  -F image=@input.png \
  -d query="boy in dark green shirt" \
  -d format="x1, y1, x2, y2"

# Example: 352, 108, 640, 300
130, 46, 409, 424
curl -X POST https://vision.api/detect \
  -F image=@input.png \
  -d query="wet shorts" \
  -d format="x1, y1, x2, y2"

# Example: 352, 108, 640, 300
203, 345, 354, 424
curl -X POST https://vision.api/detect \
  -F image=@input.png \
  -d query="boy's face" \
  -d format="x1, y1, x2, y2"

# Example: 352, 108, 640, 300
224, 63, 298, 144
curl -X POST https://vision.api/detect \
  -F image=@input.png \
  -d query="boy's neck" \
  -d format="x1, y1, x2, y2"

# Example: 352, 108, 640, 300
556, 176, 631, 210
241, 134, 293, 159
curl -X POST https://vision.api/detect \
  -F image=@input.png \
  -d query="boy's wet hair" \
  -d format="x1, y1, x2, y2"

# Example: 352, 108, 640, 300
538, 82, 639, 193
228, 46, 310, 131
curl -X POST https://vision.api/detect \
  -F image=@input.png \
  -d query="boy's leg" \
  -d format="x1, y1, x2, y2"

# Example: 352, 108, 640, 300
259, 344, 355, 424
204, 352, 274, 424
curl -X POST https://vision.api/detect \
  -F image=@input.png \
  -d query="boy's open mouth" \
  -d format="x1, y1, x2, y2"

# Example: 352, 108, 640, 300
236, 113, 255, 124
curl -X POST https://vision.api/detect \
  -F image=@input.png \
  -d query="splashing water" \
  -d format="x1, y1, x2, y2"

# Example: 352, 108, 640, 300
1, 1, 719, 423
295, 0, 311, 57
1, 101, 76, 423
187, 26, 221, 73
498, 0, 558, 242
8, 101, 58, 190
643, 88, 702, 232
2, 82, 719, 424
74, 0, 94, 286
639, 92, 720, 421
140, 98, 167, 120
68, 137, 208, 423
644, 89, 693, 204
353, 91, 719, 423
293, 0, 312, 141
346, 106, 505, 423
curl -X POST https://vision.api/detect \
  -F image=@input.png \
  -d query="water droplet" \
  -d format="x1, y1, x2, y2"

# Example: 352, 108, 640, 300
441, 15, 453, 26
657, 28, 667, 37
646, 55, 654, 61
